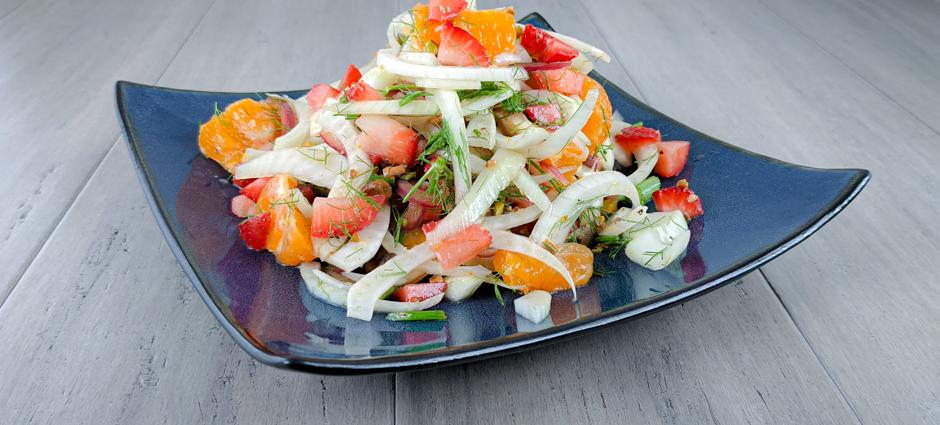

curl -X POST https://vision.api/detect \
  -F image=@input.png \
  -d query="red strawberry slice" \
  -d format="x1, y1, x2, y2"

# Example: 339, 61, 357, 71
428, 0, 467, 21
437, 22, 490, 67
393, 282, 448, 302
524, 104, 562, 126
238, 212, 271, 251
431, 224, 492, 269
520, 24, 579, 63
231, 195, 258, 218
306, 83, 340, 111
525, 68, 584, 96
355, 115, 419, 165
655, 141, 690, 178
345, 81, 384, 101
320, 129, 346, 155
339, 64, 362, 90
239, 177, 271, 202
652, 182, 703, 220
232, 178, 256, 188
310, 195, 386, 238
614, 125, 661, 152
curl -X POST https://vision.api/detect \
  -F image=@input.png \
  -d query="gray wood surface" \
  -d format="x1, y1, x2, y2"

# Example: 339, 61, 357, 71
1, 0, 937, 424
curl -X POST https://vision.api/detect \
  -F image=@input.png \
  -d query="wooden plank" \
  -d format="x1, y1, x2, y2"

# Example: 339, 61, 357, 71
0, 1, 401, 423
579, 0, 940, 423
0, 0, 216, 303
398, 1, 859, 424
0, 145, 393, 425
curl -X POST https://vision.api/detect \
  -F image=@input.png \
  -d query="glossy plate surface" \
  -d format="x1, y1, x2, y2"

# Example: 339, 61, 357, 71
116, 13, 869, 375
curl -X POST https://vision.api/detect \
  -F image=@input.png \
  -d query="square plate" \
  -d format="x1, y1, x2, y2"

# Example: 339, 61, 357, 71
116, 13, 868, 375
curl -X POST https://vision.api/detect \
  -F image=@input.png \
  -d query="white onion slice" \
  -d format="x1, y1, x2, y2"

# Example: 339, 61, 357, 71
432, 89, 472, 201
599, 205, 648, 237
444, 275, 486, 302
326, 100, 438, 116
301, 262, 445, 312
526, 89, 599, 159
512, 173, 552, 211
482, 205, 541, 231
466, 113, 496, 149
530, 171, 640, 245
274, 97, 312, 149
425, 149, 526, 246
490, 230, 576, 296
624, 211, 690, 271
321, 207, 391, 271
233, 145, 346, 188
415, 78, 480, 90
377, 49, 528, 82
346, 243, 437, 320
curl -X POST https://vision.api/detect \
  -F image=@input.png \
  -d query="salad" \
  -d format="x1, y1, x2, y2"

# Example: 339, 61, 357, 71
198, 0, 704, 323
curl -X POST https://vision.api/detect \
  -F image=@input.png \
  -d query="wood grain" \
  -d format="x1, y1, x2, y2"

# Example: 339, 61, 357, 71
0, 0, 216, 304
580, 0, 940, 423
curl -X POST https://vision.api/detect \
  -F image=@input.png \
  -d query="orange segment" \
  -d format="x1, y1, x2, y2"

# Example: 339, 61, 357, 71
224, 98, 282, 148
540, 139, 589, 172
255, 174, 298, 212
198, 117, 244, 173
410, 4, 442, 51
493, 243, 594, 293
453, 8, 516, 59
580, 76, 613, 155
400, 228, 427, 248
266, 203, 314, 266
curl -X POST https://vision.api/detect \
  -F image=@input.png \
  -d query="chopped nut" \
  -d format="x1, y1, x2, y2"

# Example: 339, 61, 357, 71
676, 179, 689, 189
429, 275, 445, 283
383, 164, 407, 178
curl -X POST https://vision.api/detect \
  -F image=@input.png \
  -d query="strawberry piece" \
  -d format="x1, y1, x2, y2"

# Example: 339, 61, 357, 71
355, 115, 419, 165
346, 81, 384, 101
655, 141, 690, 178
306, 84, 340, 111
652, 183, 703, 220
298, 184, 316, 203
393, 282, 448, 302
232, 178, 255, 188
310, 195, 386, 238
520, 24, 579, 63
614, 125, 661, 152
431, 224, 492, 269
339, 64, 362, 90
320, 129, 346, 155
525, 68, 584, 96
238, 212, 271, 251
428, 0, 467, 21
231, 194, 259, 218
239, 177, 271, 202
524, 104, 562, 126
437, 22, 490, 67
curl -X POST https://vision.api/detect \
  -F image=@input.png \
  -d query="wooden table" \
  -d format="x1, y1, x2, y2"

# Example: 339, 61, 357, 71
1, 0, 937, 423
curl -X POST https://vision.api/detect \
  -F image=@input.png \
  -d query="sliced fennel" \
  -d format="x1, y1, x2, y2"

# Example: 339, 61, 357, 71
346, 243, 436, 320
273, 96, 312, 149
432, 89, 472, 201
526, 89, 599, 159
424, 149, 526, 246
233, 145, 346, 188
514, 290, 552, 323
599, 206, 648, 237
626, 144, 659, 185
624, 211, 690, 271
290, 188, 313, 219
321, 207, 391, 271
512, 173, 553, 211
360, 66, 399, 91
300, 262, 445, 313
490, 230, 576, 297
482, 205, 541, 231
466, 113, 497, 149
514, 24, 611, 63
530, 171, 640, 246
382, 233, 408, 255
327, 100, 438, 116
496, 126, 550, 150
377, 49, 527, 82
421, 262, 491, 278
444, 275, 486, 302
415, 78, 480, 90
461, 90, 514, 115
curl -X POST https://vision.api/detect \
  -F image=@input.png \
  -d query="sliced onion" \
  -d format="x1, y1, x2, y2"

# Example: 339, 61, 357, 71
415, 78, 480, 90
466, 113, 496, 149
482, 205, 541, 231
432, 89, 472, 201
233, 145, 346, 188
377, 48, 528, 82
346, 243, 437, 320
542, 163, 571, 185
512, 173, 552, 211
425, 149, 526, 246
599, 205, 648, 237
490, 230, 576, 297
521, 61, 571, 72
526, 89, 599, 159
301, 262, 445, 313
326, 100, 438, 116
444, 275, 486, 302
624, 211, 690, 271
530, 171, 639, 245
320, 207, 391, 271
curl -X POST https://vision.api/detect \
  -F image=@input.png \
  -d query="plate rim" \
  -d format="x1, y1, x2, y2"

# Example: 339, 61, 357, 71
114, 12, 870, 375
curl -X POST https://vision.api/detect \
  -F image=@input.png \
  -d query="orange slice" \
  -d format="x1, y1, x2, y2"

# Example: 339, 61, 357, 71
493, 243, 594, 293
580, 76, 613, 155
453, 8, 516, 59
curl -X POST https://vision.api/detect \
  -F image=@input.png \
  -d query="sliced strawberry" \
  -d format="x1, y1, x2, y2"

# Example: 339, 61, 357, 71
652, 183, 703, 220
239, 177, 271, 202
310, 195, 386, 238
393, 282, 448, 302
614, 125, 661, 152
231, 194, 259, 218
306, 83, 340, 111
346, 81, 384, 101
520, 24, 579, 63
524, 104, 562, 126
431, 224, 492, 269
339, 64, 362, 90
525, 68, 584, 96
401, 201, 442, 230
655, 141, 690, 178
320, 129, 346, 155
298, 184, 316, 203
437, 22, 490, 67
238, 212, 271, 251
355, 115, 419, 165
428, 0, 467, 21
232, 178, 256, 188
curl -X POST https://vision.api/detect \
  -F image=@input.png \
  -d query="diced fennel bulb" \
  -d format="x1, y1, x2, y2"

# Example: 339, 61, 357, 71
624, 210, 691, 271
600, 206, 648, 237
444, 275, 486, 302
514, 291, 552, 323
233, 145, 346, 188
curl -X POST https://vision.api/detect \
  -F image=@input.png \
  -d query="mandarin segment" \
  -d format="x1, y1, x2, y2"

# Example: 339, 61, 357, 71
493, 242, 594, 293
453, 8, 516, 59
580, 76, 613, 154
266, 204, 314, 266
255, 174, 298, 212
224, 98, 283, 148
410, 4, 442, 50
198, 117, 244, 173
